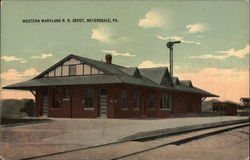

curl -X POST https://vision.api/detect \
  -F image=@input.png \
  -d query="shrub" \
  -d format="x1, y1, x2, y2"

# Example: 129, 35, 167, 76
0, 99, 35, 118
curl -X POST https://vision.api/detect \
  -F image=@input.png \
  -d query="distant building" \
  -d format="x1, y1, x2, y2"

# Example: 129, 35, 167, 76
4, 54, 217, 118
202, 99, 221, 112
240, 98, 250, 107
238, 97, 250, 116
212, 102, 238, 116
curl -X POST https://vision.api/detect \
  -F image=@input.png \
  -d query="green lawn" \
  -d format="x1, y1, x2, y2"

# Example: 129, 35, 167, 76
0, 117, 49, 125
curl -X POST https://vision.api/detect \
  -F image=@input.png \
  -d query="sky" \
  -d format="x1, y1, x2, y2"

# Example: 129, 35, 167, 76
1, 0, 249, 103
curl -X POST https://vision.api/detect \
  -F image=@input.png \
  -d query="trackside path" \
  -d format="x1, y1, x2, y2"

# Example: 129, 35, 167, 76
0, 116, 248, 160
23, 122, 249, 160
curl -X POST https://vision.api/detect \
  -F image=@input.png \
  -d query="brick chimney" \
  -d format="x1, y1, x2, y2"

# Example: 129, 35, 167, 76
105, 54, 112, 64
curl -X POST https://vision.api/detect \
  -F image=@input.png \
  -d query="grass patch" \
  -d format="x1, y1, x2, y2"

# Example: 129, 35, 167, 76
0, 117, 49, 125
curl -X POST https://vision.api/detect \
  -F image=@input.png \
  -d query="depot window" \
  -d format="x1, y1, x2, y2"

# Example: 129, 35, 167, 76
52, 89, 60, 108
148, 93, 156, 109
132, 92, 140, 110
121, 90, 128, 110
84, 88, 94, 109
63, 88, 70, 100
161, 93, 172, 110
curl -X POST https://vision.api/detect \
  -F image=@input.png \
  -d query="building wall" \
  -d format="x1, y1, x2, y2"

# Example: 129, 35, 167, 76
172, 94, 202, 114
109, 85, 145, 118
35, 84, 203, 118
71, 86, 98, 118
110, 85, 173, 118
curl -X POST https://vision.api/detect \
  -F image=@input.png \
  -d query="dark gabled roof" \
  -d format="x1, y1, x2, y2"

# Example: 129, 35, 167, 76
120, 67, 137, 76
181, 80, 193, 88
3, 54, 218, 97
34, 54, 123, 79
172, 77, 181, 86
4, 75, 122, 90
139, 67, 169, 85
183, 86, 218, 97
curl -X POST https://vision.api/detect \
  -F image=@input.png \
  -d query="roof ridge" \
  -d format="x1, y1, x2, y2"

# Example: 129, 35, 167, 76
33, 54, 74, 79
74, 55, 127, 83
180, 80, 192, 82
74, 54, 125, 68
119, 67, 143, 79
139, 66, 168, 70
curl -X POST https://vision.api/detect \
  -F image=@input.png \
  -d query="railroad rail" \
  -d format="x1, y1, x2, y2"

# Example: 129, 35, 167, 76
21, 119, 249, 160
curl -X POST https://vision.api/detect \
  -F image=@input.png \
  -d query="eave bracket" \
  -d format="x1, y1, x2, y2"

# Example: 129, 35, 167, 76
30, 90, 36, 97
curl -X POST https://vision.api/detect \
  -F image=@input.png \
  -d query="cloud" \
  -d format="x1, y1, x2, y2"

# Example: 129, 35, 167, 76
187, 54, 229, 60
186, 23, 206, 33
102, 50, 136, 57
1, 68, 40, 80
138, 10, 165, 28
156, 35, 200, 45
1, 56, 22, 61
179, 68, 249, 103
216, 44, 250, 58
30, 53, 53, 59
186, 44, 249, 60
91, 25, 113, 43
138, 60, 168, 68
1, 56, 27, 63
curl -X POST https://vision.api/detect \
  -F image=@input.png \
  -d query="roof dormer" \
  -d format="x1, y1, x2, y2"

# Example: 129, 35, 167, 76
172, 77, 180, 86
180, 80, 194, 88
120, 67, 142, 79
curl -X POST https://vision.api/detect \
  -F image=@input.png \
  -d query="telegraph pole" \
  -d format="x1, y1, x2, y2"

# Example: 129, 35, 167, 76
166, 41, 181, 78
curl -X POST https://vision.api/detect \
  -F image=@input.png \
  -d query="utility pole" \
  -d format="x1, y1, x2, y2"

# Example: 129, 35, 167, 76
166, 41, 181, 79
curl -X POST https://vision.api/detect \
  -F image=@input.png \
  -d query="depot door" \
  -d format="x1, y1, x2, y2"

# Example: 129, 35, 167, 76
99, 89, 108, 117
42, 89, 49, 117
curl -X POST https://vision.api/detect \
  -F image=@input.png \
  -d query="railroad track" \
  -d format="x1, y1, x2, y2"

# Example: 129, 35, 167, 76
21, 120, 249, 160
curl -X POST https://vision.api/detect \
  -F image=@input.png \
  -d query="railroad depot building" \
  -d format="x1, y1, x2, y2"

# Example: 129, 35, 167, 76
4, 54, 217, 118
